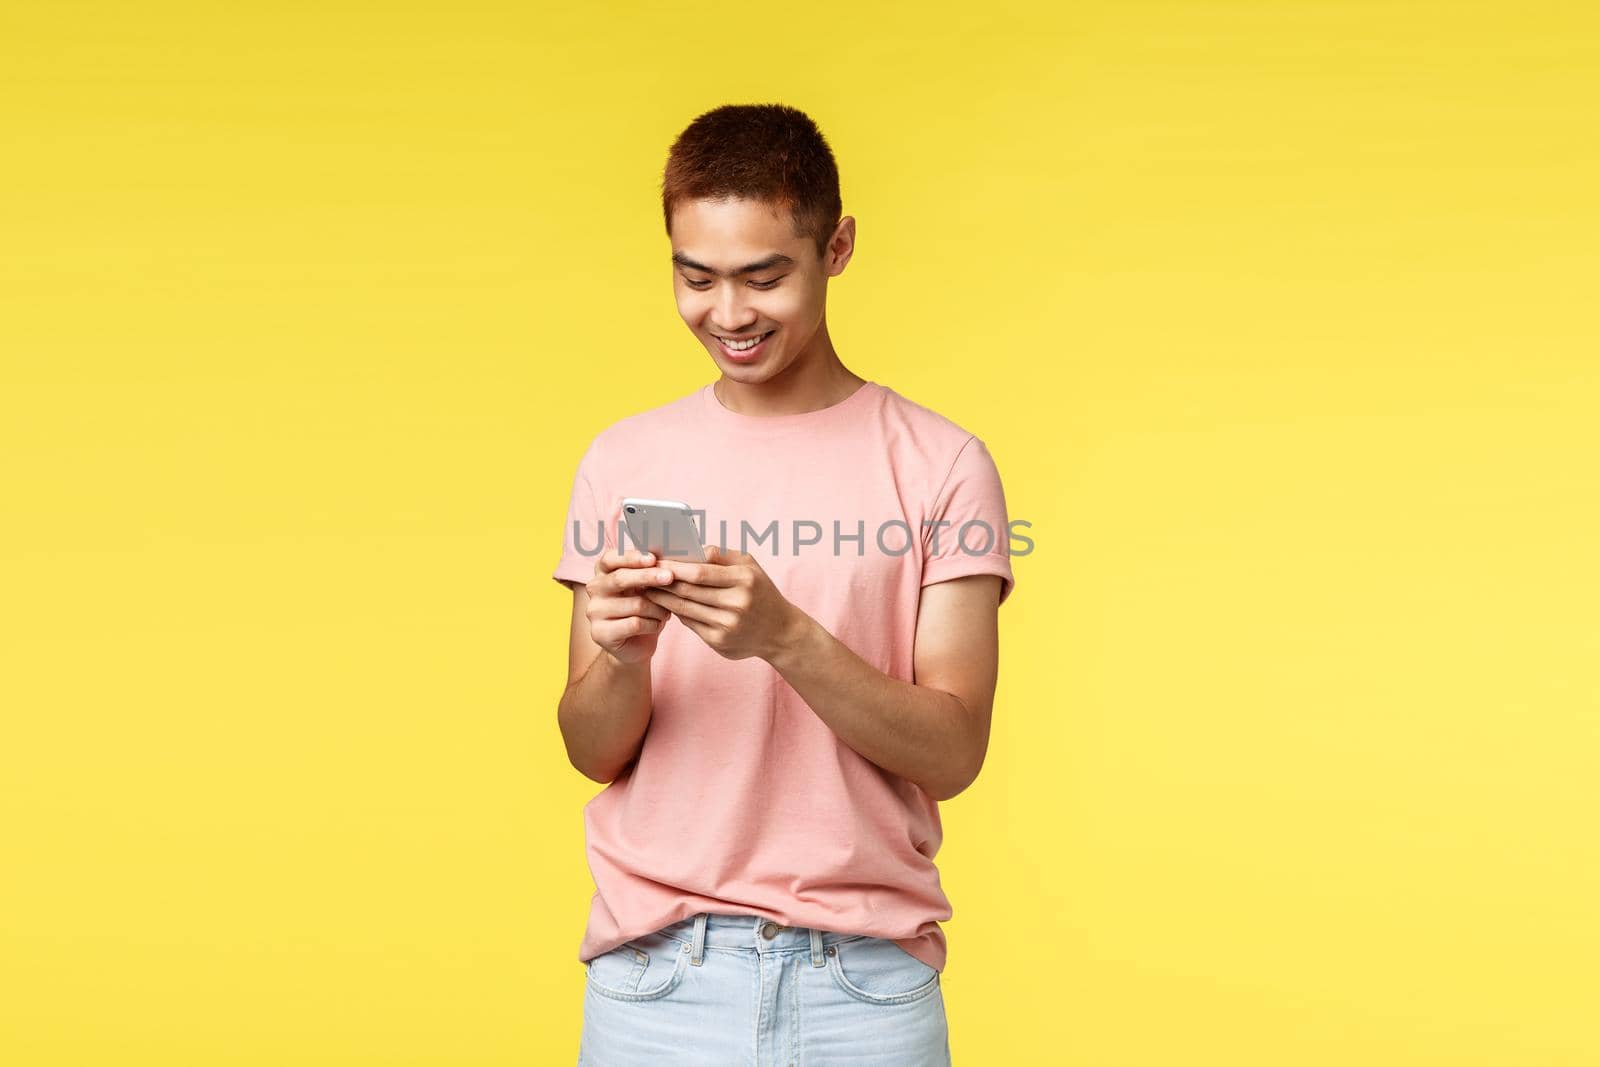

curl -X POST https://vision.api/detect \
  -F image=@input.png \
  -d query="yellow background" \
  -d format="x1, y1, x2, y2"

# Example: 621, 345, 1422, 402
3, 1, 1596, 1063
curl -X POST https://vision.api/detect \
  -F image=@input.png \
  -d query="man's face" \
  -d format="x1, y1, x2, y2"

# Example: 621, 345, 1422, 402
669, 197, 844, 381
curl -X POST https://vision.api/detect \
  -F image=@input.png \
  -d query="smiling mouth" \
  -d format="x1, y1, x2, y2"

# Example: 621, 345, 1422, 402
714, 330, 773, 351
716, 329, 777, 358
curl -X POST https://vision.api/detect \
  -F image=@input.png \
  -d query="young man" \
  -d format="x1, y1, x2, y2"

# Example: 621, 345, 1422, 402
553, 103, 1015, 1065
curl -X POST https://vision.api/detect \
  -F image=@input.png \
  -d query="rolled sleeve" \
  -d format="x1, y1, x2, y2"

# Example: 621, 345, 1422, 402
920, 436, 1015, 606
552, 439, 616, 589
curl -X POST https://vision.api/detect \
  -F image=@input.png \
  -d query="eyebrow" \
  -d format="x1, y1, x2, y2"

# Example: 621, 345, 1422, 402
671, 251, 796, 278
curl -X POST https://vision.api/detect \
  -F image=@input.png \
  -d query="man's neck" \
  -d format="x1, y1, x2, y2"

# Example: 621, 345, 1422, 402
714, 357, 866, 418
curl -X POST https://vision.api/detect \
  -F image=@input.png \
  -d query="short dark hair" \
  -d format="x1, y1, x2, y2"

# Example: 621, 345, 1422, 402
661, 103, 843, 260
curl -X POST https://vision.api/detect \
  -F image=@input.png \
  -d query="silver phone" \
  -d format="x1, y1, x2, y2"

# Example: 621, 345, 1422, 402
620, 497, 707, 562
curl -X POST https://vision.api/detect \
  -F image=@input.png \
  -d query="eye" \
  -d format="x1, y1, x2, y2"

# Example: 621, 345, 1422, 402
682, 275, 784, 290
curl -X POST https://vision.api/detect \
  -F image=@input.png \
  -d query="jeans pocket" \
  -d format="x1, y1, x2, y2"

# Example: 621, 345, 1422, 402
585, 928, 691, 1002
826, 935, 941, 1005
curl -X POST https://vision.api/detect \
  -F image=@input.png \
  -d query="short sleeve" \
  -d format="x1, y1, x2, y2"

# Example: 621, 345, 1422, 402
552, 439, 618, 590
920, 436, 1015, 606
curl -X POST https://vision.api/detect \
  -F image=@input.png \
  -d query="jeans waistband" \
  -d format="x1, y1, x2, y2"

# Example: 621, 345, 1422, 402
654, 912, 867, 968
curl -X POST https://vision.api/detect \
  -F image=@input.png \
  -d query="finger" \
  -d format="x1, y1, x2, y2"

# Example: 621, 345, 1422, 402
592, 594, 671, 621
651, 580, 738, 609
673, 611, 717, 647
659, 557, 740, 587
609, 565, 677, 593
642, 587, 734, 628
593, 615, 664, 644
596, 546, 657, 574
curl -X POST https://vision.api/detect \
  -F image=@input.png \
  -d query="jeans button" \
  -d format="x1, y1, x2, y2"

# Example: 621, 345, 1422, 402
760, 922, 781, 939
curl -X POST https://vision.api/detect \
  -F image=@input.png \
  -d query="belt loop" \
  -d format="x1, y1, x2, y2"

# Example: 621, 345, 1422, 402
809, 927, 824, 967
690, 913, 708, 967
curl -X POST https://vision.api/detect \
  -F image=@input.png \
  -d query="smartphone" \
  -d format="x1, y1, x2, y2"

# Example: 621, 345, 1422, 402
620, 498, 707, 562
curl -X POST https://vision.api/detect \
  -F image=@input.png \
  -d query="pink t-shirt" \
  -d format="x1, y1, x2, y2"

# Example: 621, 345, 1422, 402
551, 378, 1015, 973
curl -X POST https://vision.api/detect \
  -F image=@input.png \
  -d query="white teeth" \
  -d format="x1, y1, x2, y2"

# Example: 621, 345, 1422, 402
719, 331, 770, 351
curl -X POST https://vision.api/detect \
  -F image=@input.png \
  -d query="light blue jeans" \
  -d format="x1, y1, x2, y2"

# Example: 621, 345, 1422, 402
578, 912, 952, 1066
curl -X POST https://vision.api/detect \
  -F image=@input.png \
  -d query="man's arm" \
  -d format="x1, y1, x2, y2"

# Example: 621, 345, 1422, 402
766, 573, 1002, 802
557, 582, 654, 784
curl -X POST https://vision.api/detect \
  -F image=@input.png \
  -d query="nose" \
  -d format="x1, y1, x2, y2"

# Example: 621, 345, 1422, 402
711, 285, 757, 334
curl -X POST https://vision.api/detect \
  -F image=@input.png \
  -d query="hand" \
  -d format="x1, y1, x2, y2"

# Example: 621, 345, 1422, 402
642, 544, 804, 662
584, 547, 676, 665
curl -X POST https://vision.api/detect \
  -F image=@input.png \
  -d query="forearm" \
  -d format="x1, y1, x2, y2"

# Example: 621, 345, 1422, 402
766, 612, 976, 801
558, 649, 653, 784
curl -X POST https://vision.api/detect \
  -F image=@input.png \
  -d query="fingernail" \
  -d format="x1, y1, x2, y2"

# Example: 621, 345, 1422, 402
641, 552, 654, 563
